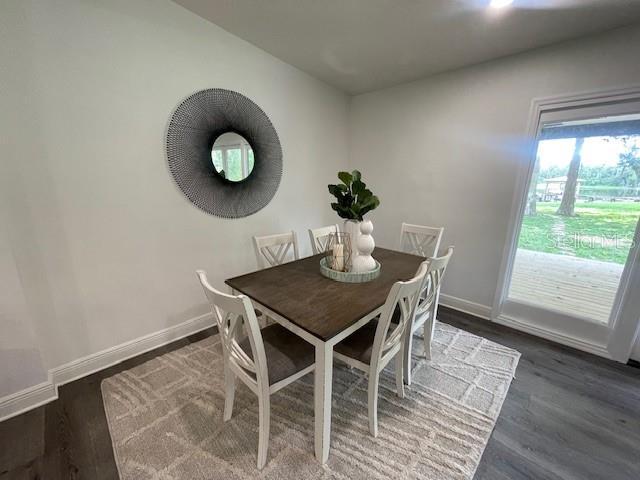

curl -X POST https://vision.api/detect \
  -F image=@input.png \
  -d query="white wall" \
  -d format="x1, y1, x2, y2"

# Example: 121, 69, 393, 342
0, 0, 349, 401
349, 25, 640, 344
0, 224, 47, 397
0, 0, 49, 396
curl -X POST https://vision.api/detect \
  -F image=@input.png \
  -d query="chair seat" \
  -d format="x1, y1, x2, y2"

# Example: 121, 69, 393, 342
334, 320, 380, 365
239, 324, 314, 385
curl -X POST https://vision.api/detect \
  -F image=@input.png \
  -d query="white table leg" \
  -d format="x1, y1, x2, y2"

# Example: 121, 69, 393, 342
314, 342, 333, 463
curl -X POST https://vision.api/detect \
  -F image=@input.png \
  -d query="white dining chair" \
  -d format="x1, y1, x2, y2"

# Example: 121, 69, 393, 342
196, 270, 315, 469
403, 246, 454, 385
333, 261, 429, 437
308, 224, 340, 255
253, 231, 300, 269
399, 223, 444, 258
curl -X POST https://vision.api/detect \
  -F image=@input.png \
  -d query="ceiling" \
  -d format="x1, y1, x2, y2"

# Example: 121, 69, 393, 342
173, 0, 640, 94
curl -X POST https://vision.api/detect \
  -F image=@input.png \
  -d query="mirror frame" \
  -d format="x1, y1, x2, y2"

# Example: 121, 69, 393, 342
167, 89, 283, 218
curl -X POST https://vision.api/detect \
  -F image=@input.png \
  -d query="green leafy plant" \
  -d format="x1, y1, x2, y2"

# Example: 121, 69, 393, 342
328, 170, 380, 221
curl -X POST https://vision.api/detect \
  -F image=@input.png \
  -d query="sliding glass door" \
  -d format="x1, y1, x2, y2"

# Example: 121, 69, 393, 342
499, 93, 640, 360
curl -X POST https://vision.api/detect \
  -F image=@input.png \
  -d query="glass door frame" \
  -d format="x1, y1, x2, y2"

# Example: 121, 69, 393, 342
493, 86, 640, 362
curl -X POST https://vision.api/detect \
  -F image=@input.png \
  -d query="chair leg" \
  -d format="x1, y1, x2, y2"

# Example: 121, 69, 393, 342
395, 353, 405, 399
403, 328, 413, 386
257, 393, 270, 470
423, 317, 434, 360
223, 365, 235, 422
368, 370, 380, 437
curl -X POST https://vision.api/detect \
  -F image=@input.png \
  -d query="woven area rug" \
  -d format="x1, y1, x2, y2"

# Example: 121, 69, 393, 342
102, 322, 520, 480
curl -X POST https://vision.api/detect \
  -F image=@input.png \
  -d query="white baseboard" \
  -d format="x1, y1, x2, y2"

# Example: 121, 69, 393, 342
1, 312, 213, 423
0, 378, 58, 423
51, 312, 214, 387
439, 294, 492, 320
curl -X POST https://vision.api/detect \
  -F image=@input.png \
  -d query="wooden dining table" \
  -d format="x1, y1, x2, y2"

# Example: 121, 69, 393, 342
225, 247, 424, 463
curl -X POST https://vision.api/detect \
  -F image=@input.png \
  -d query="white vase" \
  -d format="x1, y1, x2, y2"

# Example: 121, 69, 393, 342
343, 219, 361, 258
351, 220, 377, 272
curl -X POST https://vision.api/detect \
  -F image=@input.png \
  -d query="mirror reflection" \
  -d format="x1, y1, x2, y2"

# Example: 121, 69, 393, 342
211, 132, 254, 182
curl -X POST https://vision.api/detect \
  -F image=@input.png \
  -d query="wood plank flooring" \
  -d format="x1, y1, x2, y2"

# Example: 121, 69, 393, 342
509, 249, 623, 323
1, 310, 638, 480
0, 327, 216, 480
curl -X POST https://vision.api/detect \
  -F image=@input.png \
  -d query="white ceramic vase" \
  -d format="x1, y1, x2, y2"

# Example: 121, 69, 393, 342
350, 219, 377, 272
344, 219, 362, 259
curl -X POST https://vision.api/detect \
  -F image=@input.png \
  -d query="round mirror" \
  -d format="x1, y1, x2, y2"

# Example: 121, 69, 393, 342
211, 132, 254, 182
167, 88, 282, 218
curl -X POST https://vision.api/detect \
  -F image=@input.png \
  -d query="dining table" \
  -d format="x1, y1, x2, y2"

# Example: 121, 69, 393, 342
225, 247, 424, 463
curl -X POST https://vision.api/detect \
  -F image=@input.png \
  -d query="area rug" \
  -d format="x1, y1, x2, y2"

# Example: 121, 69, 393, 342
102, 322, 520, 480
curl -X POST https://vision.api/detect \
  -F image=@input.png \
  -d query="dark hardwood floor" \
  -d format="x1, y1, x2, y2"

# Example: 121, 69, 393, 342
440, 309, 640, 480
1, 308, 638, 480
0, 327, 216, 480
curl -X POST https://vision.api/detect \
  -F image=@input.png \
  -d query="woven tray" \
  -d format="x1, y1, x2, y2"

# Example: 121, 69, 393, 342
319, 257, 381, 283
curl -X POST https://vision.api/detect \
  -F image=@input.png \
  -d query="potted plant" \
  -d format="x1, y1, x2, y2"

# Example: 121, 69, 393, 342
328, 170, 380, 272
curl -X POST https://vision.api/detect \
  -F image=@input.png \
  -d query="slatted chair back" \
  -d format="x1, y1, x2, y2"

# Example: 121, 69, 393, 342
399, 223, 443, 258
253, 231, 300, 269
371, 261, 429, 369
196, 270, 268, 391
308, 224, 340, 255
401, 246, 455, 385
416, 246, 454, 320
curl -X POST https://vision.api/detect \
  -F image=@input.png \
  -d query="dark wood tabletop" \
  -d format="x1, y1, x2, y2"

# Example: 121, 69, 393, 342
225, 247, 425, 341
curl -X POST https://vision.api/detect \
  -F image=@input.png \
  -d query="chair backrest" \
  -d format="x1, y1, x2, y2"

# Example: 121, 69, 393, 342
308, 224, 340, 255
415, 246, 454, 320
370, 261, 430, 370
196, 270, 268, 390
253, 231, 299, 269
400, 223, 444, 258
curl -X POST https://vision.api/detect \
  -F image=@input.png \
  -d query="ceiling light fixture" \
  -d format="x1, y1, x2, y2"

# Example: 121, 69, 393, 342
490, 0, 514, 8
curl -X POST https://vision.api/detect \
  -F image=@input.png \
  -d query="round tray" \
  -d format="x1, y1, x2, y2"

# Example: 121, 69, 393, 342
320, 257, 381, 283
